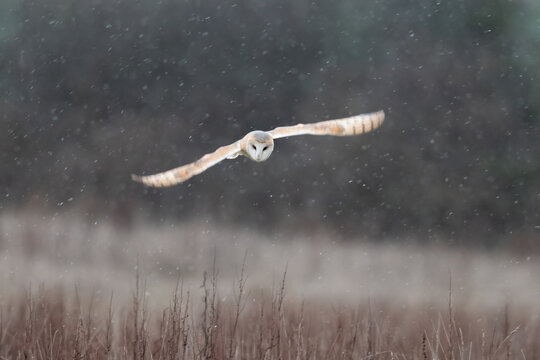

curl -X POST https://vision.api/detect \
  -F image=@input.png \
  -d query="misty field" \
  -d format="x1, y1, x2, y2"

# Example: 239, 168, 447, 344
0, 211, 538, 359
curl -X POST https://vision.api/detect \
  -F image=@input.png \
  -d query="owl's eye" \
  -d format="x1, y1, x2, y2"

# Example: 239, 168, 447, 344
263, 146, 268, 151
252, 144, 257, 150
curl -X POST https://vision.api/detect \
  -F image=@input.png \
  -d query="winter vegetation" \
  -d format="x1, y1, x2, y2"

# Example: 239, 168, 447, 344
1, 212, 539, 358
1, 268, 538, 359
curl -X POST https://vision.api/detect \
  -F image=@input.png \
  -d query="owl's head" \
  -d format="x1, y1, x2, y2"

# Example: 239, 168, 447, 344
244, 131, 274, 162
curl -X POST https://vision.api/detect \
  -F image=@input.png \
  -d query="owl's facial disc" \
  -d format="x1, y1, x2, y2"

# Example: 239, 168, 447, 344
245, 131, 274, 162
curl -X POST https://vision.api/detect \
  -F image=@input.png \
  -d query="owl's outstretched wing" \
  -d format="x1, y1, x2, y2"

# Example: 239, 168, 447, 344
269, 110, 384, 139
132, 141, 242, 187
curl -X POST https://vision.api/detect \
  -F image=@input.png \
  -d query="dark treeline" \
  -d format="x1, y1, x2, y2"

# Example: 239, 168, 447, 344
1, 0, 539, 245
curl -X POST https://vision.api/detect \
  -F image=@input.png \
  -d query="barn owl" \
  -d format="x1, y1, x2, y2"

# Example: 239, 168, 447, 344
132, 110, 384, 187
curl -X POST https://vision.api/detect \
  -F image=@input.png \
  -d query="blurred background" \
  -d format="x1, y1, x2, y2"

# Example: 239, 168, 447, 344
1, 0, 539, 248
2, 4, 540, 356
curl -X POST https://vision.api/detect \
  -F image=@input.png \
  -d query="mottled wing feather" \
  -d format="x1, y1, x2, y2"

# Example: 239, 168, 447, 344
269, 110, 384, 139
132, 141, 242, 187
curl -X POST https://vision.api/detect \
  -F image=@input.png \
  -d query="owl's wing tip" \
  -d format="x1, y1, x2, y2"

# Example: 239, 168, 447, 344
131, 174, 143, 183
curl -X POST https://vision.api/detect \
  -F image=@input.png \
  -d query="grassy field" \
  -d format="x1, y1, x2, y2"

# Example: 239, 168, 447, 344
0, 211, 539, 359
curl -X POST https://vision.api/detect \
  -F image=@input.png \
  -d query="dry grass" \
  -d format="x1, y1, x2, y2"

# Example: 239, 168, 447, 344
0, 267, 539, 359
0, 210, 539, 359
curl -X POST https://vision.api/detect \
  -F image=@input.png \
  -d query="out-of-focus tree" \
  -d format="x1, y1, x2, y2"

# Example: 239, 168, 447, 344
0, 0, 538, 244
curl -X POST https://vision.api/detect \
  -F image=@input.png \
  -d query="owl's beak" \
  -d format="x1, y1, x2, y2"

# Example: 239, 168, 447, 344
251, 145, 264, 162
